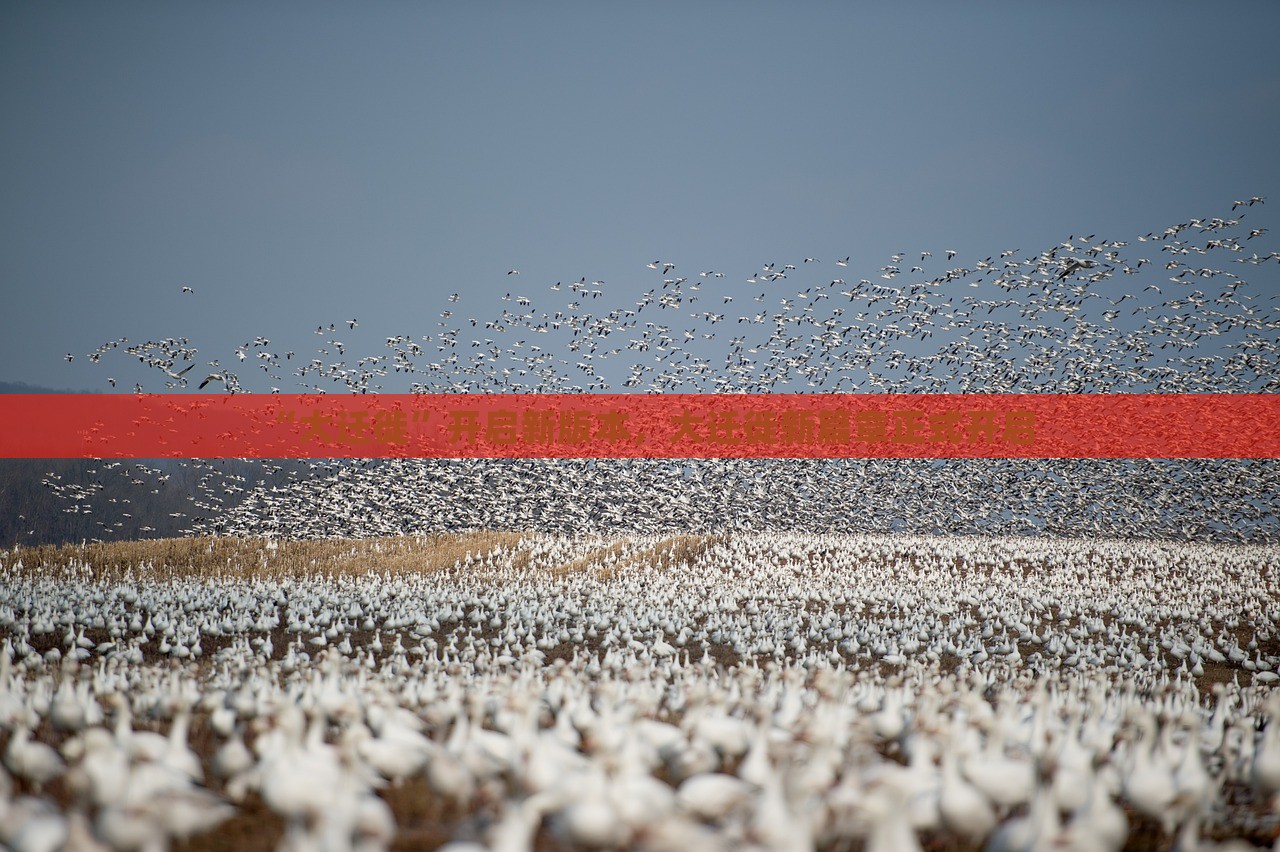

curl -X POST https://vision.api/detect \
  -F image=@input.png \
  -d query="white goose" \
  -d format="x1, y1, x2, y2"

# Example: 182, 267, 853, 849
962, 718, 1033, 812
1122, 711, 1177, 832
939, 744, 996, 844
4, 712, 65, 792
0, 791, 68, 852
63, 727, 129, 809
50, 668, 89, 733
860, 771, 923, 852
211, 724, 255, 789
552, 764, 628, 848
1062, 761, 1128, 852
1250, 693, 1280, 802
677, 772, 754, 821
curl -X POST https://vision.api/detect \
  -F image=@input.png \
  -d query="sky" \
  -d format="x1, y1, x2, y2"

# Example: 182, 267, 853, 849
2, 1, 1279, 393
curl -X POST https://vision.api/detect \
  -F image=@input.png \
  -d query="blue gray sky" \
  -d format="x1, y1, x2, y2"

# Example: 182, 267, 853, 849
3, 1, 1278, 392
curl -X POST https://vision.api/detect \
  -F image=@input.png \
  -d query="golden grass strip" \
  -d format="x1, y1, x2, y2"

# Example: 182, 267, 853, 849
2, 532, 531, 581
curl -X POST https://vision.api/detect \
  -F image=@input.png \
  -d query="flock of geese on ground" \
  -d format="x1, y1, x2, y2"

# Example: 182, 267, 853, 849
1, 533, 1278, 850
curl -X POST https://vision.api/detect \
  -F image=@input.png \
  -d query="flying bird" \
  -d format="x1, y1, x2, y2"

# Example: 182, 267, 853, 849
1056, 259, 1098, 280
163, 363, 196, 382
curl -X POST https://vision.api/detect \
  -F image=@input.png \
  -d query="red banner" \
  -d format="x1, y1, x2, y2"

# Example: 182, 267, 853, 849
0, 394, 1275, 458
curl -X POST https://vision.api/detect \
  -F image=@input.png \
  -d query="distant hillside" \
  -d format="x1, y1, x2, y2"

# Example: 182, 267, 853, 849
0, 381, 186, 545
0, 458, 197, 547
0, 380, 101, 394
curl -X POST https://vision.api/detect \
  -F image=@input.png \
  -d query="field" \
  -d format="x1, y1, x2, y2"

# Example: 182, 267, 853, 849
1, 532, 1278, 851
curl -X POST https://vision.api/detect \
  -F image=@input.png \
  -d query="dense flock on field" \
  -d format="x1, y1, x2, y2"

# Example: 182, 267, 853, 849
1, 534, 1279, 851
2, 201, 1276, 850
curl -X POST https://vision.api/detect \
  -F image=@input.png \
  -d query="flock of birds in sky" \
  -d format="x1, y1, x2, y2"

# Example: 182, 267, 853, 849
1, 533, 1279, 851
45, 198, 1280, 544
74, 195, 1274, 397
